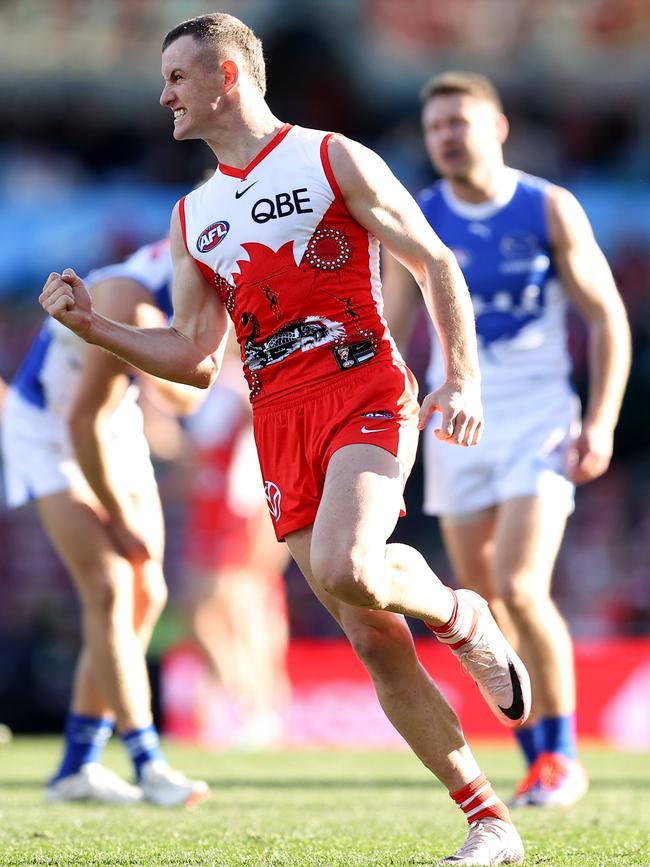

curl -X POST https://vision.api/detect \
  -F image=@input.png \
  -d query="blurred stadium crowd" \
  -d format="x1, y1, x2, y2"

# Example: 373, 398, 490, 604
1, 0, 649, 730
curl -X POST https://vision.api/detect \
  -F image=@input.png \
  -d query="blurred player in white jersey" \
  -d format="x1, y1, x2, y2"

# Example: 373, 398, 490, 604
384, 72, 631, 807
182, 346, 290, 748
2, 240, 209, 806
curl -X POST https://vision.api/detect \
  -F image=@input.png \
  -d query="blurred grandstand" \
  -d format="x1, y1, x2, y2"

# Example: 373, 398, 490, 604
1, 0, 649, 739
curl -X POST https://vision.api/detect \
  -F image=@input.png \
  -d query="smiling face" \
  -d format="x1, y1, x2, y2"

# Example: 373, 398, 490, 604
422, 92, 506, 183
160, 35, 224, 141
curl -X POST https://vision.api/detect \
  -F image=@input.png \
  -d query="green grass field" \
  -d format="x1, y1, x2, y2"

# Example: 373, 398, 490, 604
0, 738, 648, 866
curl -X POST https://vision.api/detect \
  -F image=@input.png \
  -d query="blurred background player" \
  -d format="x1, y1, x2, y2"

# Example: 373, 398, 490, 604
182, 343, 291, 749
384, 71, 631, 808
2, 240, 209, 806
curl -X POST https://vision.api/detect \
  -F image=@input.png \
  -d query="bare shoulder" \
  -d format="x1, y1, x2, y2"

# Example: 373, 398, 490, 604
327, 133, 374, 160
546, 182, 583, 213
169, 200, 187, 256
168, 202, 209, 290
325, 132, 446, 266
326, 133, 387, 193
545, 182, 593, 243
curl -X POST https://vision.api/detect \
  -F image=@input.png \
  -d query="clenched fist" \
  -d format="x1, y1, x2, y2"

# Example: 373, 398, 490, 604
39, 268, 93, 339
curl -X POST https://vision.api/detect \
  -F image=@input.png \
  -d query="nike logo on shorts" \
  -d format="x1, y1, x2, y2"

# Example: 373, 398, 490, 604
361, 426, 390, 434
235, 181, 258, 199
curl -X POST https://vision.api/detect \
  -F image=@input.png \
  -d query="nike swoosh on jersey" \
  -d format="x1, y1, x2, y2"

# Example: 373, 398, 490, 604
498, 661, 525, 722
234, 181, 259, 199
361, 426, 390, 434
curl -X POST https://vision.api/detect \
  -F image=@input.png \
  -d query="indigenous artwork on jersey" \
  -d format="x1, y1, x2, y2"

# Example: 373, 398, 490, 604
240, 313, 346, 371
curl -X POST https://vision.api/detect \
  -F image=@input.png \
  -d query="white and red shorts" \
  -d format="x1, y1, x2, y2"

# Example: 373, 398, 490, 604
253, 361, 420, 541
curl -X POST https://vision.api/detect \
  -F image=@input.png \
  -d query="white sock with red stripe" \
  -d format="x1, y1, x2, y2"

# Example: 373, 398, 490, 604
450, 773, 511, 825
426, 588, 479, 649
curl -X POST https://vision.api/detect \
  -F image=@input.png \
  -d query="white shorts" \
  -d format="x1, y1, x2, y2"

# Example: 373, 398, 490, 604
423, 381, 580, 518
1, 387, 155, 509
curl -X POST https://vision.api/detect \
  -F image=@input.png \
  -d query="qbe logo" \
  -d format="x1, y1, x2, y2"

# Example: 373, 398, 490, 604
197, 221, 230, 253
252, 189, 313, 224
264, 480, 282, 522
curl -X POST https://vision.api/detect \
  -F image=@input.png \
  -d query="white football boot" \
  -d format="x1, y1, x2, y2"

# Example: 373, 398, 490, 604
45, 763, 143, 804
139, 759, 209, 807
450, 591, 531, 728
527, 753, 589, 808
439, 818, 525, 865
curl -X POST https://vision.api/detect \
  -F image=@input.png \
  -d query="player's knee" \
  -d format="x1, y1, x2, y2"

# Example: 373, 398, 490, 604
312, 544, 387, 608
501, 576, 546, 617
84, 574, 125, 623
138, 569, 168, 621
80, 558, 132, 623
346, 618, 413, 673
139, 581, 167, 626
385, 542, 428, 575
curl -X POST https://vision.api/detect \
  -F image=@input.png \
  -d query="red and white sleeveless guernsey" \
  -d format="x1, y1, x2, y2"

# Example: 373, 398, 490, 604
181, 124, 421, 538
179, 123, 409, 406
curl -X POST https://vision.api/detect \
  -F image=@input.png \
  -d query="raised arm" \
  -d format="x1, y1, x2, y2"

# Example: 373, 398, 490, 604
547, 185, 631, 484
328, 134, 481, 445
39, 203, 229, 388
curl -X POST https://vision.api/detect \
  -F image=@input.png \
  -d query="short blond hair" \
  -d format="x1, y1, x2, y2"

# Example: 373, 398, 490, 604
163, 13, 266, 95
420, 71, 503, 112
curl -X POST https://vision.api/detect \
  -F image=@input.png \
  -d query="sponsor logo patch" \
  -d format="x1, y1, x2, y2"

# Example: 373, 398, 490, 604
332, 340, 376, 371
197, 221, 230, 253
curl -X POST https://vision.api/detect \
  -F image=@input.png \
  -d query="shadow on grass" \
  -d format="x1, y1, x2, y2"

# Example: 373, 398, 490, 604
1, 775, 646, 792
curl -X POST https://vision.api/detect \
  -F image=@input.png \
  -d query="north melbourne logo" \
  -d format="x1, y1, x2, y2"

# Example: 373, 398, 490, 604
264, 480, 282, 522
197, 221, 230, 253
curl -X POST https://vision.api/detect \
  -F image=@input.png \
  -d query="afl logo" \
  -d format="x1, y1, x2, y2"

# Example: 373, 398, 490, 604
197, 221, 230, 253
264, 480, 282, 522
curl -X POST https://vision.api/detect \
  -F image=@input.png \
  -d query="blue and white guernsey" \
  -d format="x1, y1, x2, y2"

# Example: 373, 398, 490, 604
13, 240, 173, 416
419, 168, 571, 402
